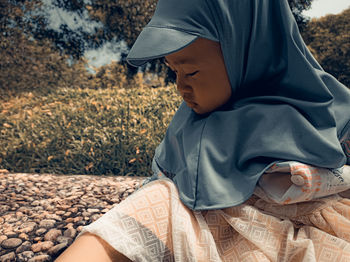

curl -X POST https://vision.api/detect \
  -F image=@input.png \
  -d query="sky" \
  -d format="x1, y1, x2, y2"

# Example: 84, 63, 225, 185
303, 0, 350, 18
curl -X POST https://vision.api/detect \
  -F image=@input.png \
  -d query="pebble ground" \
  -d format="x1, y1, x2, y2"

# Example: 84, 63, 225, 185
0, 171, 145, 261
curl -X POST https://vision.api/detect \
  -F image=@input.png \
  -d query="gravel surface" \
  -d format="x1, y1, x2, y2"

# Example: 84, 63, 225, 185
0, 171, 146, 261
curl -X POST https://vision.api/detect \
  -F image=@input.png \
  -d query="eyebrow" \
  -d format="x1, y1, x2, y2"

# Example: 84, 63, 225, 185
164, 57, 193, 66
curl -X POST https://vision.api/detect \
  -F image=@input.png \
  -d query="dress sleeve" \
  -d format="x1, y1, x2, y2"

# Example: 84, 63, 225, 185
258, 162, 350, 204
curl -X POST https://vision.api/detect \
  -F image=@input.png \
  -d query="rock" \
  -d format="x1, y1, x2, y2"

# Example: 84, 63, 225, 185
87, 208, 99, 213
73, 216, 83, 223
31, 241, 54, 252
0, 235, 7, 244
19, 232, 29, 240
55, 210, 65, 216
45, 214, 62, 222
56, 236, 73, 245
44, 229, 62, 242
38, 220, 56, 229
64, 223, 74, 229
31, 200, 40, 206
16, 240, 32, 253
35, 228, 47, 236
1, 238, 22, 249
0, 251, 15, 262
19, 222, 37, 233
68, 207, 78, 213
33, 237, 42, 242
47, 242, 68, 256
28, 254, 51, 262
65, 217, 74, 223
15, 211, 24, 218
91, 214, 101, 222
82, 211, 91, 217
3, 231, 17, 238
63, 228, 76, 239
17, 250, 35, 262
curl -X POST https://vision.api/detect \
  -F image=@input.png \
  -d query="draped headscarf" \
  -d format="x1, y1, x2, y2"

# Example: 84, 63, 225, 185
127, 0, 350, 210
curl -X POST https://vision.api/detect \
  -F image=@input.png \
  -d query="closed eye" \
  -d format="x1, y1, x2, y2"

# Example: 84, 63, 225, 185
187, 70, 199, 77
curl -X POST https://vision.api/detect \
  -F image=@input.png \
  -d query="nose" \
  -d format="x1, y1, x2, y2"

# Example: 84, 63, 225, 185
176, 75, 192, 95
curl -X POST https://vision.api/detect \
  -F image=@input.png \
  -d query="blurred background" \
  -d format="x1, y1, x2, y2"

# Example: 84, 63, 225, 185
0, 0, 349, 176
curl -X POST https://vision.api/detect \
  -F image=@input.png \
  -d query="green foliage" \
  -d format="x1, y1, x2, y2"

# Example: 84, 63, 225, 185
0, 85, 181, 176
302, 8, 350, 87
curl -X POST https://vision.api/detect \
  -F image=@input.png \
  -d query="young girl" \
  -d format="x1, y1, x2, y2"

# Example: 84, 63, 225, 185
57, 0, 350, 261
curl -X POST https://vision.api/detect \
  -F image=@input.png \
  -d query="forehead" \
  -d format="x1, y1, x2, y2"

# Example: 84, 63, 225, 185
165, 37, 221, 66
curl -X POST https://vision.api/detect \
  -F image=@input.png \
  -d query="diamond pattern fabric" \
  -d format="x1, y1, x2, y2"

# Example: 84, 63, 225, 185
77, 177, 350, 261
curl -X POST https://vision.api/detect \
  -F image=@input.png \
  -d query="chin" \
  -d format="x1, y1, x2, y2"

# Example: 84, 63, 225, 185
192, 107, 212, 116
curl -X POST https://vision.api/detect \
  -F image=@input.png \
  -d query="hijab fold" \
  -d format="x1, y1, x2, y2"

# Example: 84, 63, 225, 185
127, 0, 350, 210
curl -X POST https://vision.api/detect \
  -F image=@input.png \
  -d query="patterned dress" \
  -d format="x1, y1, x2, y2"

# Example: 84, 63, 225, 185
77, 160, 350, 261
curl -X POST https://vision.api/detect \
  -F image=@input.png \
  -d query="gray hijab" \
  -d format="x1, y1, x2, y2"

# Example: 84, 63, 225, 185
127, 0, 350, 210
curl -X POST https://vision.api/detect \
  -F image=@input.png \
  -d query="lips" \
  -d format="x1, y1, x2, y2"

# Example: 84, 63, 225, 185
184, 98, 197, 107
183, 94, 195, 102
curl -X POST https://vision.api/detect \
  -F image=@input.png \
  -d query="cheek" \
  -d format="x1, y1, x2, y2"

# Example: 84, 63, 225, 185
197, 75, 231, 101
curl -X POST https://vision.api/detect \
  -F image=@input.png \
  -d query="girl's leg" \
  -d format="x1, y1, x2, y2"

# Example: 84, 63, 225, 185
55, 232, 131, 262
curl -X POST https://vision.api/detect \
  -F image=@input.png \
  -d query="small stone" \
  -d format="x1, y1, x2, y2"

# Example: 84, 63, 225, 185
31, 241, 54, 252
18, 232, 29, 240
35, 228, 47, 236
44, 229, 62, 242
16, 240, 32, 253
31, 200, 40, 206
64, 223, 74, 229
57, 204, 71, 210
45, 214, 62, 222
82, 211, 91, 217
62, 212, 72, 218
17, 250, 35, 262
68, 207, 78, 213
19, 222, 37, 233
1, 238, 22, 249
55, 210, 65, 215
28, 254, 51, 262
91, 214, 101, 222
63, 228, 76, 238
87, 208, 99, 213
0, 251, 15, 262
56, 236, 73, 245
38, 219, 56, 229
0, 235, 7, 244
47, 242, 68, 256
65, 217, 74, 223
4, 231, 17, 238
33, 237, 42, 242
16, 211, 24, 218
73, 216, 83, 223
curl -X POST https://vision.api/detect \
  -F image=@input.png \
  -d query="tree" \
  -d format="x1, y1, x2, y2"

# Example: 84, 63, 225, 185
287, 0, 313, 32
301, 8, 350, 88
1, 0, 315, 90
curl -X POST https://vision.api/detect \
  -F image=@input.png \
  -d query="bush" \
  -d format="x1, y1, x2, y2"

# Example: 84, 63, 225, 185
0, 85, 181, 176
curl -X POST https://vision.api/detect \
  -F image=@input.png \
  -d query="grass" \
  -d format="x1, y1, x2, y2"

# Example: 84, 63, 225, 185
0, 84, 181, 176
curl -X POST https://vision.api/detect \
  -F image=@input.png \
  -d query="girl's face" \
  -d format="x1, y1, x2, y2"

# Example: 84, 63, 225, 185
165, 37, 232, 115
